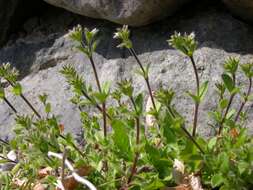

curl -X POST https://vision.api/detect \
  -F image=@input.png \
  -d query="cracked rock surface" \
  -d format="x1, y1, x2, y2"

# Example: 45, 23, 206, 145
43, 0, 190, 26
1, 1, 253, 139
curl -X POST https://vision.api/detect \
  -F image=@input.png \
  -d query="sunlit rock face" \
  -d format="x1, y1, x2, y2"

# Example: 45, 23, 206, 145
43, 0, 189, 26
1, 1, 253, 139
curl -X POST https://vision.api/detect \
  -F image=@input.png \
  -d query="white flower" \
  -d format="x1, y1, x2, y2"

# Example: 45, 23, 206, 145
113, 32, 120, 39
91, 28, 99, 36
189, 32, 196, 39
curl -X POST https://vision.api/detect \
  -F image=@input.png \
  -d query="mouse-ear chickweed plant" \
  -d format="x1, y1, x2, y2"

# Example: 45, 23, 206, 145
114, 25, 157, 111
168, 32, 204, 137
0, 26, 252, 190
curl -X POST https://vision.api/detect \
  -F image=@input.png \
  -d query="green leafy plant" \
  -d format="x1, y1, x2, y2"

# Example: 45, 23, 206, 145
0, 26, 252, 190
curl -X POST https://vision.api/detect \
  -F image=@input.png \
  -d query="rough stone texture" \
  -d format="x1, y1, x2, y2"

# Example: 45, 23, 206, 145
43, 0, 189, 26
1, 1, 253, 139
223, 0, 253, 22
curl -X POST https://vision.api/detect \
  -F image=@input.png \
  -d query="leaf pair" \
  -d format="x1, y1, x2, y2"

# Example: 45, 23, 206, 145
187, 81, 209, 103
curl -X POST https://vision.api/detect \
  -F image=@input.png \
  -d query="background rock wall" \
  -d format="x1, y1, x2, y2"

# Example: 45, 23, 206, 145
0, 0, 253, 139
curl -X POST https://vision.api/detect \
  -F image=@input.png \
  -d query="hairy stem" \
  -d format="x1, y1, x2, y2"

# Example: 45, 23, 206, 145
167, 105, 204, 154
89, 56, 107, 138
190, 56, 200, 137
20, 94, 41, 119
129, 48, 156, 111
81, 89, 111, 120
235, 77, 252, 122
181, 126, 205, 154
59, 135, 87, 160
102, 103, 107, 137
128, 152, 139, 184
6, 79, 41, 119
218, 74, 236, 135
128, 97, 140, 185
90, 56, 102, 92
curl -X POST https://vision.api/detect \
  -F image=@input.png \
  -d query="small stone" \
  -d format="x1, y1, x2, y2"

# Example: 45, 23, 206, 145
7, 150, 17, 161
43, 0, 190, 26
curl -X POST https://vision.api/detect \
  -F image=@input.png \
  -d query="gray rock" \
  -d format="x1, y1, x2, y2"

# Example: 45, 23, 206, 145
43, 0, 189, 26
0, 150, 17, 172
1, 2, 253, 139
0, 163, 16, 172
7, 150, 17, 161
223, 0, 253, 22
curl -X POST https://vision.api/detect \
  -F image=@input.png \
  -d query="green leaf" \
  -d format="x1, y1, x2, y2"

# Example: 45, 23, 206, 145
102, 81, 111, 94
226, 109, 236, 119
219, 99, 228, 110
12, 83, 22, 96
111, 120, 132, 160
145, 142, 160, 163
186, 91, 200, 103
238, 161, 249, 174
143, 177, 165, 190
199, 81, 209, 101
222, 74, 234, 93
135, 68, 145, 78
224, 57, 239, 74
45, 103, 51, 113
39, 94, 48, 104
162, 125, 177, 144
208, 137, 217, 150
143, 64, 151, 79
92, 92, 108, 103
134, 93, 143, 115
39, 140, 49, 153
219, 152, 229, 173
209, 111, 222, 123
211, 174, 224, 187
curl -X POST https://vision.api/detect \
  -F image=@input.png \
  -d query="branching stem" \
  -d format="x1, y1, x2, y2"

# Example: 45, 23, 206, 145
167, 105, 204, 154
218, 74, 236, 135
235, 77, 252, 122
59, 135, 87, 160
89, 56, 107, 138
128, 97, 141, 185
190, 56, 200, 137
81, 90, 111, 120
128, 48, 156, 111
6, 79, 41, 119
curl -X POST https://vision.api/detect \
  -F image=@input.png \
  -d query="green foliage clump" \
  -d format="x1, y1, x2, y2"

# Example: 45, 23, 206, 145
0, 25, 252, 190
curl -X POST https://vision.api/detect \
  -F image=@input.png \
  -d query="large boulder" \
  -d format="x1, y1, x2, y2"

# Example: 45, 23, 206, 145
43, 0, 189, 26
223, 0, 253, 22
